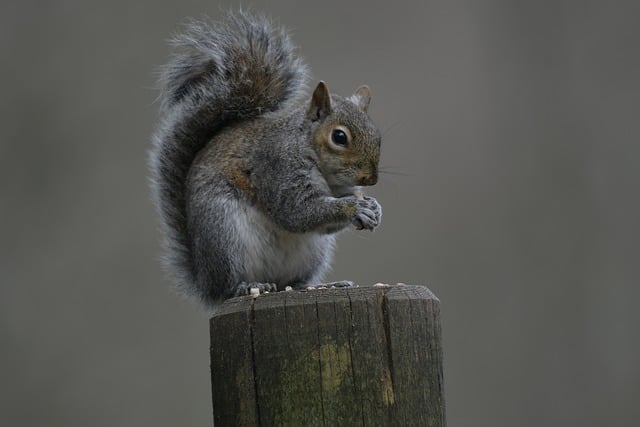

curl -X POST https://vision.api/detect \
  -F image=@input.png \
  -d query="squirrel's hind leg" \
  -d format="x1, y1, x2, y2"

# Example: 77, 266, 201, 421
233, 282, 278, 297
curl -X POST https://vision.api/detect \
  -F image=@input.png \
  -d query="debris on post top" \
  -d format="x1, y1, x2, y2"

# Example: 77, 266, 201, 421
210, 283, 446, 427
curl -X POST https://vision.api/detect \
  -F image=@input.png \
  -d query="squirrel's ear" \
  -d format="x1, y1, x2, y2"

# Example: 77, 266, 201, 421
351, 85, 372, 112
308, 81, 332, 121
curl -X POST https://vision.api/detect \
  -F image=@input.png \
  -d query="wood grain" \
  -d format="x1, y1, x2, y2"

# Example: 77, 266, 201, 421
210, 284, 445, 426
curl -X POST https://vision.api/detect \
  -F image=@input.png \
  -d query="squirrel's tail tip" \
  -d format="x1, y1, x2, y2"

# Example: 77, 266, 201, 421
158, 10, 309, 114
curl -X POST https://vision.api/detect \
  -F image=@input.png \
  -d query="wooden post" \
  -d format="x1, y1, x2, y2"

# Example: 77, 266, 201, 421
210, 284, 445, 426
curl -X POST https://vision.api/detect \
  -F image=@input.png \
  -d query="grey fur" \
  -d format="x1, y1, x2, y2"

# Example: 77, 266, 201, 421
149, 11, 382, 309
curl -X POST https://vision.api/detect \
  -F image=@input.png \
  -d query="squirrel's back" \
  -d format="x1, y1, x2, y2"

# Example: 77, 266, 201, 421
149, 11, 309, 293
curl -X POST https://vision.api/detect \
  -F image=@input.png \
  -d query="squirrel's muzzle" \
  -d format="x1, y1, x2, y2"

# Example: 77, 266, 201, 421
356, 171, 378, 186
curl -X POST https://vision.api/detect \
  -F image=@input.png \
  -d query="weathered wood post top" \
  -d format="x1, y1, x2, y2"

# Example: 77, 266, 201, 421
210, 284, 445, 426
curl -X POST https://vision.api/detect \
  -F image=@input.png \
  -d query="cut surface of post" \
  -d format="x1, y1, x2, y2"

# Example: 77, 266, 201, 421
210, 284, 445, 426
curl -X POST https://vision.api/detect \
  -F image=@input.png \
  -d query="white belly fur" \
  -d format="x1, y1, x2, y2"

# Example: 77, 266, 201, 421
230, 200, 334, 285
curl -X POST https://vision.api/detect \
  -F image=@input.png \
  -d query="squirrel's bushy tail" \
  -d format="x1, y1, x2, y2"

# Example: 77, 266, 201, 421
149, 11, 308, 293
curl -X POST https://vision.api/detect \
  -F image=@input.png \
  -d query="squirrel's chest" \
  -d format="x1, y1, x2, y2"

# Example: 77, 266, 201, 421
231, 201, 333, 284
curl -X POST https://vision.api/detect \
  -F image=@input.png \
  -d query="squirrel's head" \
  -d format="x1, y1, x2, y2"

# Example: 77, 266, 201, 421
307, 81, 382, 195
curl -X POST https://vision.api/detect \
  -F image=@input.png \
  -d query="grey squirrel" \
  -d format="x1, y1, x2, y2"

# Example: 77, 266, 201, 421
150, 11, 382, 309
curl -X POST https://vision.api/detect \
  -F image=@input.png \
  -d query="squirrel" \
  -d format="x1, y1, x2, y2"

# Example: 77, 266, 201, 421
149, 11, 382, 309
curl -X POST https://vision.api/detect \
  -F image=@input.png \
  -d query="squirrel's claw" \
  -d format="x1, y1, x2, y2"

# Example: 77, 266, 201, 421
352, 195, 382, 231
234, 282, 278, 297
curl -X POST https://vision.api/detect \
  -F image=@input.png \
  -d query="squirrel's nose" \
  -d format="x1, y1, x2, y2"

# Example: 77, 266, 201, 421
356, 172, 378, 186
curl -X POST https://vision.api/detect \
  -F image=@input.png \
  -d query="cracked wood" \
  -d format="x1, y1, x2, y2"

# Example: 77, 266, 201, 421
209, 284, 445, 426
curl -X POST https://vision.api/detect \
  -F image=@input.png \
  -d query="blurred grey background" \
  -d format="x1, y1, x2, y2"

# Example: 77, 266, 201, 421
1, 0, 639, 426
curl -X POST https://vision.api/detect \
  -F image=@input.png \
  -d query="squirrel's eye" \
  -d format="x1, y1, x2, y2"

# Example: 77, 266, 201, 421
331, 129, 349, 147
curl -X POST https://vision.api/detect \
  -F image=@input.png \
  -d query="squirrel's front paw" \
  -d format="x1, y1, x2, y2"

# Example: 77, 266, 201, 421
352, 196, 382, 231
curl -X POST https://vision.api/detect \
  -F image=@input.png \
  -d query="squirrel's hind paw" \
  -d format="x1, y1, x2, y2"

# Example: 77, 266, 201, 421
234, 282, 278, 297
297, 280, 354, 290
324, 280, 354, 288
